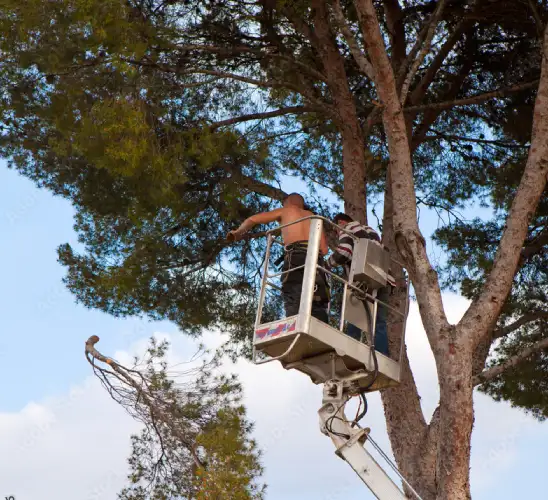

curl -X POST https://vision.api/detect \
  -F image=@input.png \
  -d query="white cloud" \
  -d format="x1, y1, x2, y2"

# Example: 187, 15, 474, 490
0, 293, 545, 499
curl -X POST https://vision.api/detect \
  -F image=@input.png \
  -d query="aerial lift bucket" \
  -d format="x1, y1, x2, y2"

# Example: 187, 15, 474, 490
252, 216, 408, 393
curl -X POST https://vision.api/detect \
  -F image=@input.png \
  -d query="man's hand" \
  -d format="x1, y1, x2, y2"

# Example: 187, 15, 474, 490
226, 230, 243, 242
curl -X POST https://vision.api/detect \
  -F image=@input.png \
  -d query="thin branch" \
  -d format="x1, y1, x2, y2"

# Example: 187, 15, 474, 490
405, 80, 540, 114
400, 0, 449, 105
121, 58, 335, 117
528, 0, 545, 36
474, 332, 548, 386
330, 0, 375, 80
493, 311, 548, 339
209, 106, 317, 130
423, 132, 529, 149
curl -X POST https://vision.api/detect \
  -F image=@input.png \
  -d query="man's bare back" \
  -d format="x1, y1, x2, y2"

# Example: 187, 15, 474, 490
226, 194, 328, 255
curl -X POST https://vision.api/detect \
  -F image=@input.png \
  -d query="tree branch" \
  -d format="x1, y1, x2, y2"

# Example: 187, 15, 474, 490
405, 80, 540, 114
122, 58, 336, 118
330, 0, 375, 80
400, 0, 449, 105
520, 226, 548, 261
409, 21, 471, 106
383, 0, 407, 72
220, 164, 287, 201
354, 0, 449, 347
166, 43, 329, 82
474, 332, 548, 386
85, 335, 207, 470
460, 27, 548, 346
527, 0, 545, 36
493, 311, 548, 339
209, 106, 318, 130
423, 132, 529, 149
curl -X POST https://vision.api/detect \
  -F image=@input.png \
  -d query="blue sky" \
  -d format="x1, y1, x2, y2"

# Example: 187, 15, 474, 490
0, 160, 547, 499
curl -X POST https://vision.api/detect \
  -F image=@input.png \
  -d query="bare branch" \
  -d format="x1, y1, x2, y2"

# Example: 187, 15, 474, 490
474, 332, 548, 386
409, 21, 471, 106
423, 132, 529, 149
405, 80, 540, 114
330, 0, 375, 80
209, 106, 317, 130
493, 311, 548, 339
461, 27, 548, 345
400, 0, 449, 105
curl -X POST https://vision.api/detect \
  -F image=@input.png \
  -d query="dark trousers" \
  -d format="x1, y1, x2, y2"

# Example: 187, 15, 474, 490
346, 286, 389, 356
281, 245, 329, 323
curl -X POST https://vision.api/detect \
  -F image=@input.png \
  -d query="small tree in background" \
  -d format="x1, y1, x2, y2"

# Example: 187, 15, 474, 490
85, 336, 265, 499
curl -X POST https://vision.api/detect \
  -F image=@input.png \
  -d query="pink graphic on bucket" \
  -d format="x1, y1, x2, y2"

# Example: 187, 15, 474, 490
255, 319, 296, 339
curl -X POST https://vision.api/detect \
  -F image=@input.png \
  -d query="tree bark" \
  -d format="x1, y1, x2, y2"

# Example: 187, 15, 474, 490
435, 333, 474, 500
353, 1, 481, 497
309, 0, 368, 223
380, 171, 436, 499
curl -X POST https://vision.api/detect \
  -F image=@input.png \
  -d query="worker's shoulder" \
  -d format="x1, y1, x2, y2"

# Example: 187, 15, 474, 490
282, 206, 313, 220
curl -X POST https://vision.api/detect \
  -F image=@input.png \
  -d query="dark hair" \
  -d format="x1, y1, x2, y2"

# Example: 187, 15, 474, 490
333, 213, 353, 224
283, 192, 305, 207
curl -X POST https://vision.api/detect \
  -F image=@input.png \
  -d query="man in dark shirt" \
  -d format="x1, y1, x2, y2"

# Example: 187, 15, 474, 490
327, 213, 393, 356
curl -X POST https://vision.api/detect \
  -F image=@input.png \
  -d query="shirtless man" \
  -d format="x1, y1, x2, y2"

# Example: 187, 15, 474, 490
227, 193, 330, 322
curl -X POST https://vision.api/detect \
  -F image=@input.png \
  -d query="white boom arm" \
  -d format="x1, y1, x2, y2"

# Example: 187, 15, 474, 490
319, 380, 422, 500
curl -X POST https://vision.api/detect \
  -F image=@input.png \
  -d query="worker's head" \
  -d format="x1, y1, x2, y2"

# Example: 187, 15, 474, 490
283, 193, 305, 208
333, 213, 353, 230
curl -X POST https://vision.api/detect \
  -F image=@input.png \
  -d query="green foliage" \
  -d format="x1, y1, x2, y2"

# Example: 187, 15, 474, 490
116, 338, 265, 499
1, 0, 547, 417
481, 327, 548, 421
434, 152, 548, 418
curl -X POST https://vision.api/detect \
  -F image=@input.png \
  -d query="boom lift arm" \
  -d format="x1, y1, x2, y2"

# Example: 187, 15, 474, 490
319, 379, 423, 500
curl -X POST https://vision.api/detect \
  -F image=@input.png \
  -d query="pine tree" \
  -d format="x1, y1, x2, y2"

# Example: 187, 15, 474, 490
2, 1, 547, 498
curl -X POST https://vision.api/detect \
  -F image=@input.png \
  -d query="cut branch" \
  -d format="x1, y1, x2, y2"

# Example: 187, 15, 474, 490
85, 335, 207, 470
474, 333, 548, 386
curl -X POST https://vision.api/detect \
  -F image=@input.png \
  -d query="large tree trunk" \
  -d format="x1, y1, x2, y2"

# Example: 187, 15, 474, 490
353, 3, 548, 498
310, 0, 368, 224
380, 172, 437, 500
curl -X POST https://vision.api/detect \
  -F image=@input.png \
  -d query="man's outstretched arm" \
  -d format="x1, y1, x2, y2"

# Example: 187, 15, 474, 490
227, 208, 284, 241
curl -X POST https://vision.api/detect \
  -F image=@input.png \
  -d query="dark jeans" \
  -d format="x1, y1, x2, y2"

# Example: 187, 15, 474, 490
281, 244, 329, 323
346, 286, 389, 356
